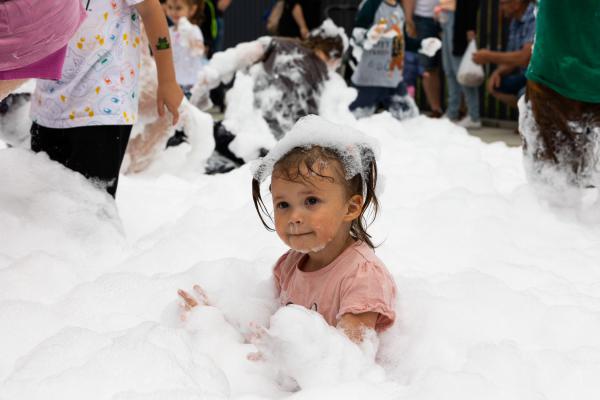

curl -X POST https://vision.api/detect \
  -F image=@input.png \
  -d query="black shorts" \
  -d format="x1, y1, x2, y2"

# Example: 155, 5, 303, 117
414, 15, 442, 70
30, 123, 132, 197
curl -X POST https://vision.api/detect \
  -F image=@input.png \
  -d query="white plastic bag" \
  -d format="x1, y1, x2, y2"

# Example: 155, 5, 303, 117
457, 40, 485, 87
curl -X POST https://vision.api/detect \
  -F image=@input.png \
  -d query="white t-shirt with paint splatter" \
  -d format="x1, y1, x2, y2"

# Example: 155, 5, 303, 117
31, 0, 144, 128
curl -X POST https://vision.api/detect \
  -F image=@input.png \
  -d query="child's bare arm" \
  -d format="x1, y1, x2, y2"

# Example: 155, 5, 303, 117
338, 312, 378, 343
136, 0, 184, 125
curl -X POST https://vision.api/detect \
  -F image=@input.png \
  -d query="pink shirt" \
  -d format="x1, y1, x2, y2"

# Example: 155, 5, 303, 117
0, 0, 86, 72
273, 241, 397, 332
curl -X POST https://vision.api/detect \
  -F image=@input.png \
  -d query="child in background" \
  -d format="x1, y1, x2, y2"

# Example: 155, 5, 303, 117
180, 116, 397, 343
30, 0, 183, 198
350, 0, 440, 121
165, 0, 207, 98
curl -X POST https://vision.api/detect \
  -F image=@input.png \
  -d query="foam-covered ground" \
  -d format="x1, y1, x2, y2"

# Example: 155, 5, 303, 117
1, 114, 600, 400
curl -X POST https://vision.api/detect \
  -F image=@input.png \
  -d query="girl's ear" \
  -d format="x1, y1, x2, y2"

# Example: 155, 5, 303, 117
189, 4, 198, 16
344, 194, 364, 221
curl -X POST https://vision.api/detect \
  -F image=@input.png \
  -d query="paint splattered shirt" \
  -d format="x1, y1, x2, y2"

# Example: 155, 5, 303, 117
31, 0, 144, 128
351, 1, 406, 88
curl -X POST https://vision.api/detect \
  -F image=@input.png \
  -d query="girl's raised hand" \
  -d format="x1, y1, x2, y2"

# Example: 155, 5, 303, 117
177, 284, 211, 321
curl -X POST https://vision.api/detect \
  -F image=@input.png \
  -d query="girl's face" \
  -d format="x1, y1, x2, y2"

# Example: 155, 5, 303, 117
166, 0, 197, 24
271, 160, 362, 255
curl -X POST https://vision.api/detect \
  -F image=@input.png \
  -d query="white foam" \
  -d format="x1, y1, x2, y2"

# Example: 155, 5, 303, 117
251, 115, 380, 185
2, 85, 600, 400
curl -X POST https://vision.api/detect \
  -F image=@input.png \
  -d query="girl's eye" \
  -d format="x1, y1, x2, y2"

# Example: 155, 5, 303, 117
305, 197, 319, 206
276, 202, 289, 209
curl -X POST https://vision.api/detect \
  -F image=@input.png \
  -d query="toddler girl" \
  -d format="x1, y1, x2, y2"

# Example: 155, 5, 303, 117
165, 0, 206, 98
180, 116, 397, 343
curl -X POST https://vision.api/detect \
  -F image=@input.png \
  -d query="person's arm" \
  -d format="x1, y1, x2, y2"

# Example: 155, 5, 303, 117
402, 0, 417, 37
472, 43, 533, 68
338, 312, 378, 343
486, 63, 517, 94
136, 0, 184, 125
189, 37, 271, 106
291, 3, 309, 39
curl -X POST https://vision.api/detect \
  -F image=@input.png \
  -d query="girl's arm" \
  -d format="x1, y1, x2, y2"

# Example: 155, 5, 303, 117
338, 312, 378, 343
189, 37, 271, 106
136, 0, 184, 125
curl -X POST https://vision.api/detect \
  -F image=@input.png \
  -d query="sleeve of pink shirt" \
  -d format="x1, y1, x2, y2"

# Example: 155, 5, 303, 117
337, 261, 397, 332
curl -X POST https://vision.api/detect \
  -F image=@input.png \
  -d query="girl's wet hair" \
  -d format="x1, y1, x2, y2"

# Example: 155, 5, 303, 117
252, 146, 380, 248
303, 34, 344, 60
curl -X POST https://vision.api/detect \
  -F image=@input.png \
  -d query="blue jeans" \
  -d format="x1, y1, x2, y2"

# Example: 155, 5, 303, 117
350, 82, 419, 121
440, 10, 480, 121
497, 73, 527, 98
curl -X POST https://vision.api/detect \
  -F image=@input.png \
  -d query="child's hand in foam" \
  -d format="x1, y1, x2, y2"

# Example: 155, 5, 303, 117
245, 321, 270, 361
177, 285, 211, 321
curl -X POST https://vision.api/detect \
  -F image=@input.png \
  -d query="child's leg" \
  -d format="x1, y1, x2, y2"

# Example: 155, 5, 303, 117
387, 82, 420, 121
349, 86, 380, 119
125, 115, 172, 173
31, 123, 132, 197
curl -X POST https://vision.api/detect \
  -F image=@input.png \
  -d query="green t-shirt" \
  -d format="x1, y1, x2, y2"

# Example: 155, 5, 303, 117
526, 0, 600, 103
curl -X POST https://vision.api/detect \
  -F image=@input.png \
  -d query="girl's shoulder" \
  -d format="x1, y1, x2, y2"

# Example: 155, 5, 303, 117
272, 250, 303, 277
345, 241, 387, 269
340, 242, 395, 283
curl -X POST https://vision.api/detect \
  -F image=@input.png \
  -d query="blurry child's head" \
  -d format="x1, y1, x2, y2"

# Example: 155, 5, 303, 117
166, 0, 204, 25
304, 19, 348, 71
252, 117, 379, 252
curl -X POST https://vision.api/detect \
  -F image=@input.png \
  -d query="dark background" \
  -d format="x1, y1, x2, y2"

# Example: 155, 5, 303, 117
222, 0, 516, 121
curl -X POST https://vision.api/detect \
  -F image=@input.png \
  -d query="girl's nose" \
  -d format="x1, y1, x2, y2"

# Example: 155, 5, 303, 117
288, 210, 303, 225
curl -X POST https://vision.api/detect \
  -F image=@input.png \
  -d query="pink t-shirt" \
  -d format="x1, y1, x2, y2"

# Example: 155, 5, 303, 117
273, 241, 397, 332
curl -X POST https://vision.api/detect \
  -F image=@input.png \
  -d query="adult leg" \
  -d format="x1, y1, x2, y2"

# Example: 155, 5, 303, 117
492, 73, 526, 109
490, 91, 518, 109
415, 16, 443, 116
440, 11, 461, 120
461, 85, 480, 122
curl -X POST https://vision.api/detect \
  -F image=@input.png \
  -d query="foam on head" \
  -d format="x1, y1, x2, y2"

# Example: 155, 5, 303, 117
251, 115, 379, 187
306, 19, 349, 59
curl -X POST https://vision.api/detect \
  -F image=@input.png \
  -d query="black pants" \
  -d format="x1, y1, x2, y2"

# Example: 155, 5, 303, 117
30, 123, 132, 197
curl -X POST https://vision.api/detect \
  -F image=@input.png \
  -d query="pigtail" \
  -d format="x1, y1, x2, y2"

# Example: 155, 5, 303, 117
350, 153, 379, 249
252, 178, 275, 231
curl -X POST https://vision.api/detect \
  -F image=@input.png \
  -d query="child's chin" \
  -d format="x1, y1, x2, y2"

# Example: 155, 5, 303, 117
289, 242, 327, 254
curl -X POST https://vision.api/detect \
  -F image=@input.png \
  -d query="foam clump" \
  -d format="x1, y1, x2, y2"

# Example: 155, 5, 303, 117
1, 323, 230, 400
251, 115, 379, 183
259, 305, 384, 390
310, 18, 349, 54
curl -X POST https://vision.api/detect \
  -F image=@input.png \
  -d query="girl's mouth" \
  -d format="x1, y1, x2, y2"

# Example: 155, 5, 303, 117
289, 232, 312, 237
